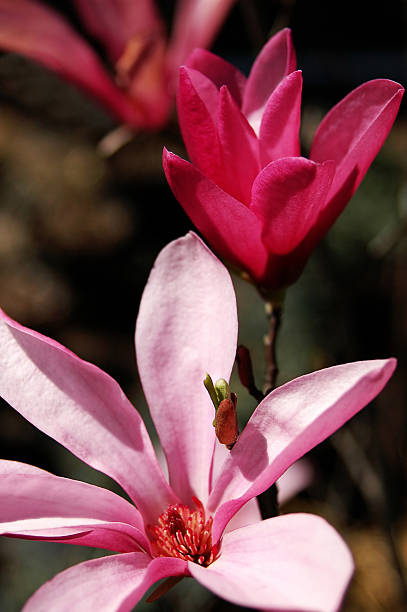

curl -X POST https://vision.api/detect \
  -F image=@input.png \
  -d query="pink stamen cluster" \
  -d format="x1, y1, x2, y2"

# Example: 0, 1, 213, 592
148, 497, 218, 566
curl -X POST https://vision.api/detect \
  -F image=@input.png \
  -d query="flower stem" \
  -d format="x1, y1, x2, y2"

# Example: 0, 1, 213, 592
258, 300, 283, 519
263, 301, 283, 395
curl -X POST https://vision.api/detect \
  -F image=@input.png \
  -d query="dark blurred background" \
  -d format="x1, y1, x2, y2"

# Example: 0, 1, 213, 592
0, 1, 406, 610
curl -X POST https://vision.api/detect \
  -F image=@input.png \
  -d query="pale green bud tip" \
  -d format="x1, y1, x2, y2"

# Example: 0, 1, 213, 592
215, 378, 230, 403
204, 376, 231, 427
204, 374, 219, 410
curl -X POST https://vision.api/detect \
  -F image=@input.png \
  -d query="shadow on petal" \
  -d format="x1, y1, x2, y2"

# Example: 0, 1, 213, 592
232, 423, 268, 481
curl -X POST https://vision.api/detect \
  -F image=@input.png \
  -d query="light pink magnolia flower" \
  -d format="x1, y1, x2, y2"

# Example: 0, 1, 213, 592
0, 233, 396, 610
277, 459, 313, 505
164, 29, 404, 292
0, 0, 235, 130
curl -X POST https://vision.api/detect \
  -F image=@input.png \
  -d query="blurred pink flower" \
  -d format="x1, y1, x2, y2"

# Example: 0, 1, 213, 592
164, 29, 404, 293
277, 459, 313, 505
0, 0, 235, 129
0, 233, 396, 610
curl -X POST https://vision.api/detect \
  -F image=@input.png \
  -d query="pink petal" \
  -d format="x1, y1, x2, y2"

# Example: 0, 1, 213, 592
0, 0, 142, 126
209, 438, 229, 490
209, 359, 395, 542
223, 497, 261, 533
135, 233, 237, 504
23, 553, 187, 612
277, 459, 313, 505
177, 67, 223, 183
167, 0, 236, 77
180, 65, 220, 123
0, 309, 176, 524
242, 28, 296, 133
123, 40, 172, 129
73, 0, 164, 62
0, 459, 51, 476
0, 468, 148, 553
74, 0, 174, 129
310, 79, 404, 230
189, 514, 353, 611
210, 442, 262, 534
186, 47, 246, 107
217, 85, 260, 204
8, 529, 143, 554
259, 70, 303, 165
163, 150, 268, 282
251, 157, 335, 254
210, 444, 261, 533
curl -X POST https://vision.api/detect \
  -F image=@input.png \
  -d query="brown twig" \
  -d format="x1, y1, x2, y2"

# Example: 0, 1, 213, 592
263, 301, 282, 395
235, 300, 283, 519
259, 300, 283, 518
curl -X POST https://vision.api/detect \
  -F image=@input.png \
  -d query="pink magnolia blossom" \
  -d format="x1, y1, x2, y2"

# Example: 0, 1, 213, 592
0, 0, 235, 130
277, 459, 313, 505
0, 232, 396, 610
164, 29, 404, 292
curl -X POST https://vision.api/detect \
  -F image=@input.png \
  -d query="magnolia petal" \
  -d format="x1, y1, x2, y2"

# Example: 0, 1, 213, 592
163, 150, 268, 282
186, 47, 246, 107
177, 67, 223, 183
73, 0, 164, 62
259, 70, 303, 166
168, 0, 236, 77
0, 468, 148, 553
217, 85, 260, 205
74, 0, 172, 128
210, 444, 261, 532
223, 496, 261, 533
251, 157, 335, 254
0, 310, 176, 524
181, 65, 220, 124
0, 0, 141, 126
310, 79, 404, 226
135, 233, 237, 505
6, 528, 147, 554
23, 553, 187, 612
277, 459, 313, 505
242, 28, 296, 133
209, 359, 395, 541
209, 438, 229, 491
0, 459, 51, 476
190, 514, 353, 611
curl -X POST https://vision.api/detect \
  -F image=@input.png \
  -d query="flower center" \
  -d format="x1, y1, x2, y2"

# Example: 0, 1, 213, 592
148, 497, 218, 566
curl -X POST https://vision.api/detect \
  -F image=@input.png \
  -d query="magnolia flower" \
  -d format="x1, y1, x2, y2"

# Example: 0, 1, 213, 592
0, 0, 235, 130
277, 459, 313, 505
0, 233, 395, 610
164, 29, 404, 293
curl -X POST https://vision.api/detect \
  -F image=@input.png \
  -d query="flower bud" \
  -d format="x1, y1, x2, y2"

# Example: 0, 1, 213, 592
214, 378, 230, 403
215, 398, 239, 449
236, 345, 255, 389
204, 373, 219, 410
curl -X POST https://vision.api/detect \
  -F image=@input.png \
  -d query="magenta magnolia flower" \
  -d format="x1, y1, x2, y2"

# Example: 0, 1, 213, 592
0, 0, 235, 129
164, 29, 404, 292
0, 233, 395, 610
